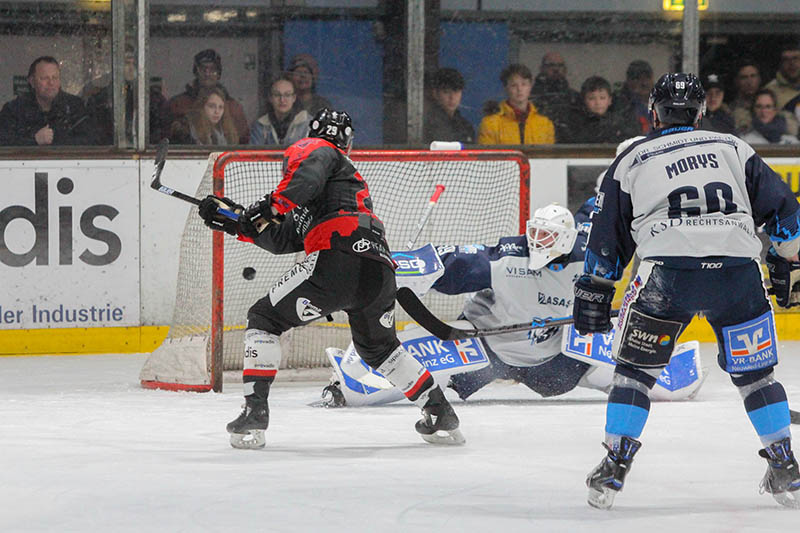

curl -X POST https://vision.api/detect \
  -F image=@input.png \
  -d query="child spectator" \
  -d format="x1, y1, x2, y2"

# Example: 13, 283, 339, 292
741, 88, 799, 145
611, 60, 654, 134
730, 61, 762, 134
249, 76, 310, 146
478, 63, 554, 145
165, 49, 249, 143
423, 67, 475, 144
0, 56, 96, 146
169, 85, 239, 145
562, 75, 639, 144
699, 73, 736, 135
288, 54, 332, 115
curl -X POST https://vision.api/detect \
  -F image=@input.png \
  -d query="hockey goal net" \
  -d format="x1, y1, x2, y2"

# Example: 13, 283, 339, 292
140, 149, 529, 391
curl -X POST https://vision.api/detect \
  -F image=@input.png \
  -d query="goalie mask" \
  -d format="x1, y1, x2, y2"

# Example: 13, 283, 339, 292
526, 204, 578, 270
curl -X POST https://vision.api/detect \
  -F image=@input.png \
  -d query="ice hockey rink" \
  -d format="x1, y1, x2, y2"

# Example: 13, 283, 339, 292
2, 342, 799, 532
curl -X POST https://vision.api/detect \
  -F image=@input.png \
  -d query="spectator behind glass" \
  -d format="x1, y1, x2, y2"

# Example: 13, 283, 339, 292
698, 73, 736, 135
730, 61, 762, 134
169, 85, 239, 145
164, 49, 249, 143
562, 75, 640, 144
765, 43, 800, 110
288, 54, 332, 115
0, 56, 96, 146
531, 51, 581, 142
612, 60, 654, 134
250, 76, 310, 146
423, 67, 475, 144
741, 88, 799, 145
83, 45, 168, 145
478, 63, 554, 145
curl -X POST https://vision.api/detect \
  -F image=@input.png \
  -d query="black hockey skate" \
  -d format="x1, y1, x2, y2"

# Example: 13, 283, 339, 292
415, 386, 465, 445
758, 437, 800, 509
227, 397, 269, 450
586, 436, 642, 510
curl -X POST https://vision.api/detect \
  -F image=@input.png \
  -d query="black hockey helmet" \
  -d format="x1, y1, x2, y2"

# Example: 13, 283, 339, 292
648, 72, 706, 127
308, 108, 354, 152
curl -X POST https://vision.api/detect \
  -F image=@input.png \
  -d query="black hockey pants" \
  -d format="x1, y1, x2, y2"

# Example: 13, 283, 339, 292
247, 249, 400, 367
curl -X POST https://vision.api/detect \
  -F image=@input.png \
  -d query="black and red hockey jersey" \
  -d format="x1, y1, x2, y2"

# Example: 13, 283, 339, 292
248, 137, 393, 268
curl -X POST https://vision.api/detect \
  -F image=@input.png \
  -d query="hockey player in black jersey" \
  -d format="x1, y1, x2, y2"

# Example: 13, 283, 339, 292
573, 73, 800, 509
197, 108, 463, 448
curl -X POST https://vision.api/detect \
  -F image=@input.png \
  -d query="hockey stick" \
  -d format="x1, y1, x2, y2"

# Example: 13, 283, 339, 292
149, 139, 240, 220
407, 184, 445, 249
397, 286, 619, 341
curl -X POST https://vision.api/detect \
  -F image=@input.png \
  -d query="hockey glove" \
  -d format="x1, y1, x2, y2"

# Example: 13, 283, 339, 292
239, 194, 284, 239
766, 247, 800, 308
573, 275, 616, 335
198, 195, 243, 236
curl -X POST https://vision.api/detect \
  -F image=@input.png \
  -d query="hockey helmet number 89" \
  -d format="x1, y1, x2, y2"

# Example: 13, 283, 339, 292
309, 108, 354, 153
526, 204, 577, 270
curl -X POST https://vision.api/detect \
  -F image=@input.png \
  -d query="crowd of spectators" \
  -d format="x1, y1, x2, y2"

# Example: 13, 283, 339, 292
2, 42, 800, 147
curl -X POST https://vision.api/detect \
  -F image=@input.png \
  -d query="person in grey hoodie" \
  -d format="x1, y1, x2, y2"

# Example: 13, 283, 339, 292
250, 76, 310, 146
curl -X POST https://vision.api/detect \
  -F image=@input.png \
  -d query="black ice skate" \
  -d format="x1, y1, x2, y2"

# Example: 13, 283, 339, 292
586, 436, 642, 510
227, 397, 269, 449
758, 437, 800, 509
415, 386, 465, 445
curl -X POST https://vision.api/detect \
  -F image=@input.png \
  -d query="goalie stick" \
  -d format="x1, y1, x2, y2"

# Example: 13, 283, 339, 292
149, 139, 240, 220
407, 184, 445, 249
396, 286, 619, 341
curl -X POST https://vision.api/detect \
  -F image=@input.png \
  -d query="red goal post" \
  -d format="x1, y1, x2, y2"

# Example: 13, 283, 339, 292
141, 149, 529, 392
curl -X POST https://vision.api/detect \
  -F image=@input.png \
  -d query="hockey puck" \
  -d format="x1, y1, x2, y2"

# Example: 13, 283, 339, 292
242, 267, 256, 280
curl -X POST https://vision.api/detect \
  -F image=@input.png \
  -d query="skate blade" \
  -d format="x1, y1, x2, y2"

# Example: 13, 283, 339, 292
587, 487, 616, 510
229, 430, 266, 449
771, 490, 800, 509
420, 428, 466, 446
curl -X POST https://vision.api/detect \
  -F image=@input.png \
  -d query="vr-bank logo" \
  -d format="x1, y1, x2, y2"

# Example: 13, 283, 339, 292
724, 313, 776, 372
453, 338, 486, 364
729, 322, 772, 357
1, 173, 121, 267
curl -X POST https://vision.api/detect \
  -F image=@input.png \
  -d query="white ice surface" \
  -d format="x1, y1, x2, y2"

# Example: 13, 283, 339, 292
2, 343, 800, 532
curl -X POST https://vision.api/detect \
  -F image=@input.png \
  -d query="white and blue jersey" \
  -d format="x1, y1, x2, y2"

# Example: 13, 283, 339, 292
587, 126, 800, 279
431, 206, 590, 367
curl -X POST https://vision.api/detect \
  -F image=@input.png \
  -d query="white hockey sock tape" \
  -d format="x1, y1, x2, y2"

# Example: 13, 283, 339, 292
376, 345, 432, 405
243, 329, 281, 378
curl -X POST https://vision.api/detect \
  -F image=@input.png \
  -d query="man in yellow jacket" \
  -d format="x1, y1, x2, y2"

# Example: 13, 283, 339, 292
478, 63, 555, 145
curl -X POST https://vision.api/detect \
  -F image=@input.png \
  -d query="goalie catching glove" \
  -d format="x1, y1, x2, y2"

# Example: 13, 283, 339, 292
766, 247, 800, 308
573, 275, 616, 335
198, 195, 244, 236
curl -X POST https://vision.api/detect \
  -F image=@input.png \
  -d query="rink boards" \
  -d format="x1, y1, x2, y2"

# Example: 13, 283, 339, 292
2, 155, 800, 355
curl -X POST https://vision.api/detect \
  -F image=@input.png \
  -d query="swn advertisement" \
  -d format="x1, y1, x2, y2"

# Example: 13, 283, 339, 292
1, 162, 140, 329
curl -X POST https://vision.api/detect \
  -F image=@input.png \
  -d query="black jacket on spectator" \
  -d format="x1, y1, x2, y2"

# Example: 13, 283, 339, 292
562, 106, 640, 144
700, 107, 737, 135
530, 74, 581, 142
423, 99, 475, 144
0, 90, 96, 146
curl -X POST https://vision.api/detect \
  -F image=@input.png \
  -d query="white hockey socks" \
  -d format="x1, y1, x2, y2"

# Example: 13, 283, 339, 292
242, 329, 281, 398
376, 345, 435, 407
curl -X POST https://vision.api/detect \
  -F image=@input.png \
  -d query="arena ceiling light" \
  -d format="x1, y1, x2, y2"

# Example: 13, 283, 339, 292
203, 9, 238, 23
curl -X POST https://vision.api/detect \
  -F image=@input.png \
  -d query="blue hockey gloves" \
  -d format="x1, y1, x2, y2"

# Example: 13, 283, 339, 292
573, 275, 616, 334
766, 247, 800, 308
198, 195, 243, 236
